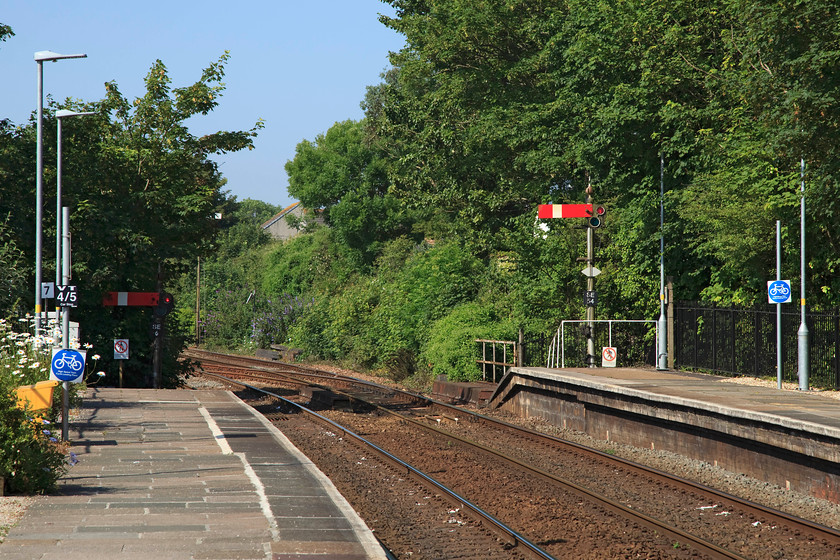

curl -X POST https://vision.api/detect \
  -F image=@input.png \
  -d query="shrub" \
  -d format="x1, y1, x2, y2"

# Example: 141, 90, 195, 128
422, 301, 517, 382
0, 318, 69, 494
367, 242, 484, 363
0, 388, 68, 494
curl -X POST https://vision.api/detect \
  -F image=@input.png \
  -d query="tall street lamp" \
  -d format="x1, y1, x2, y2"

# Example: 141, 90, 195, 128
34, 50, 86, 340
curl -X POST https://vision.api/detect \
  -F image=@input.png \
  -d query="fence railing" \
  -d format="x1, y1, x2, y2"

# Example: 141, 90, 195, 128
476, 339, 518, 382
471, 303, 840, 389
547, 320, 657, 369
477, 322, 657, 379
673, 301, 840, 389
475, 331, 554, 381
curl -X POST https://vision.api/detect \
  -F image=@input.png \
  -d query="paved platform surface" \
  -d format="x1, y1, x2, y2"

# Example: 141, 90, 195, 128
533, 367, 840, 437
1, 388, 387, 560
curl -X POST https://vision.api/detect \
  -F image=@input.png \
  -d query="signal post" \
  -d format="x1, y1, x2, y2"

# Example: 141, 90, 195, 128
103, 291, 175, 388
538, 192, 606, 367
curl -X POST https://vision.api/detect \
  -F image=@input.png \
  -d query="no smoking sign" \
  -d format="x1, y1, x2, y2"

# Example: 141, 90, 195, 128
114, 339, 129, 360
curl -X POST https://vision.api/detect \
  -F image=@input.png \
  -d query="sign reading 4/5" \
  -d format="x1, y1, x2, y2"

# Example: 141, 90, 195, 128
56, 285, 78, 307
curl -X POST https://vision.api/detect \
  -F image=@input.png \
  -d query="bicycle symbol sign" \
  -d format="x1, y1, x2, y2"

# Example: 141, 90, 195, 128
51, 348, 86, 382
767, 280, 792, 304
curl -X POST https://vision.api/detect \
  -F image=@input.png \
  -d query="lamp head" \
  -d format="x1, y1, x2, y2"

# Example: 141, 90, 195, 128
56, 110, 96, 118
34, 51, 87, 62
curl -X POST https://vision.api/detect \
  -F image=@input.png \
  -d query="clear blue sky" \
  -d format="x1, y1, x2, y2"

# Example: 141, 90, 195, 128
1, 1, 405, 209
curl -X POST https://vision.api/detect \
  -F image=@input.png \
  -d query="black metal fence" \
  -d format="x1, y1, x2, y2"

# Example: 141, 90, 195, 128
521, 332, 550, 368
674, 301, 840, 389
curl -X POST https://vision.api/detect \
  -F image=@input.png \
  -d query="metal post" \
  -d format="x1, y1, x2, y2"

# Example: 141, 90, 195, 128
195, 257, 201, 346
585, 183, 595, 367
666, 277, 675, 369
153, 263, 163, 388
55, 115, 62, 308
61, 207, 71, 441
657, 153, 667, 369
798, 159, 809, 390
35, 60, 45, 339
776, 220, 782, 389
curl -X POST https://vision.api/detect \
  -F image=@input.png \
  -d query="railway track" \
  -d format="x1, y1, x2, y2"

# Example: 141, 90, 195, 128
184, 349, 840, 560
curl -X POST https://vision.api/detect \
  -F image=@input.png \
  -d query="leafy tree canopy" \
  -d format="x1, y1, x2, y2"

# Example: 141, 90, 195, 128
286, 119, 420, 268
0, 52, 262, 386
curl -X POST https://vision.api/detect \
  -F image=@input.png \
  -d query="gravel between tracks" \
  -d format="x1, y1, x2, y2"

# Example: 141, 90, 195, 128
2, 369, 839, 542
315, 366, 840, 530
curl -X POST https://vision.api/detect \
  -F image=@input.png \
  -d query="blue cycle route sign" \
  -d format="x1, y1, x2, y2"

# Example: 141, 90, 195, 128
51, 348, 86, 383
767, 280, 792, 304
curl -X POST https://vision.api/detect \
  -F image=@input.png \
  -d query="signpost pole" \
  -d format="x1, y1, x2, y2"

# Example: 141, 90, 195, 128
657, 153, 667, 370
61, 207, 71, 441
114, 339, 129, 388
776, 221, 782, 390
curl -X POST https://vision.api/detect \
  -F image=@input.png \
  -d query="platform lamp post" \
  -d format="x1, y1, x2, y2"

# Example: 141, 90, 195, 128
797, 158, 809, 391
34, 50, 86, 340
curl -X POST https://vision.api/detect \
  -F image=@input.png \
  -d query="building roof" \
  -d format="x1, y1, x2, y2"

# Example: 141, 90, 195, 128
260, 201, 301, 230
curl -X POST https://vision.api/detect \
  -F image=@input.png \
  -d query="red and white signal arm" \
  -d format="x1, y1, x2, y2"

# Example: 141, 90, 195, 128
538, 204, 593, 219
114, 339, 129, 360
602, 347, 617, 368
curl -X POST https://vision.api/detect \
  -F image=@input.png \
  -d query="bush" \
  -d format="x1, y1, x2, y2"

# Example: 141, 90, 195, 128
422, 301, 517, 382
367, 242, 484, 363
0, 388, 68, 494
0, 318, 69, 494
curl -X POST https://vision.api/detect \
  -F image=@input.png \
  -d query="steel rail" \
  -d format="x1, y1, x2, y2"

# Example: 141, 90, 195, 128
256, 371, 750, 560
189, 349, 840, 553
198, 369, 558, 560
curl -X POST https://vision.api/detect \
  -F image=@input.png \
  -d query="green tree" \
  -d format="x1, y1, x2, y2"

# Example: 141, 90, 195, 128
214, 197, 278, 259
286, 119, 419, 268
0, 23, 13, 44
0, 52, 262, 385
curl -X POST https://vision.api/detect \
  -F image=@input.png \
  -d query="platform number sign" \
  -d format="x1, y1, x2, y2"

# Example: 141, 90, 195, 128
41, 282, 55, 299
50, 348, 86, 383
56, 285, 78, 307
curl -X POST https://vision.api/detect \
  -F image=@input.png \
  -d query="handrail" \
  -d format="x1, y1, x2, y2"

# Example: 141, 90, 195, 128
546, 319, 657, 369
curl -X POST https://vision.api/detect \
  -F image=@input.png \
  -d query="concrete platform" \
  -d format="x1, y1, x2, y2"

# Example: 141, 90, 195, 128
1, 388, 387, 560
488, 367, 840, 503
